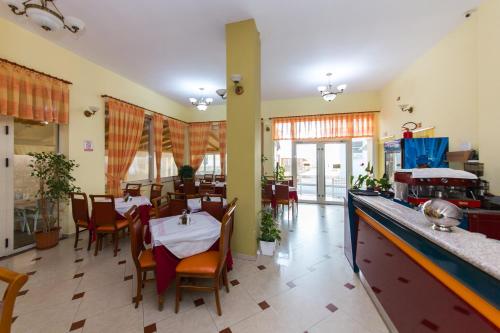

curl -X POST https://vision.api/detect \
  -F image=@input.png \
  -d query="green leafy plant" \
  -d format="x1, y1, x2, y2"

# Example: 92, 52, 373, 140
261, 175, 269, 188
350, 162, 376, 190
258, 208, 281, 242
376, 175, 392, 192
178, 165, 194, 180
274, 162, 285, 181
28, 152, 80, 232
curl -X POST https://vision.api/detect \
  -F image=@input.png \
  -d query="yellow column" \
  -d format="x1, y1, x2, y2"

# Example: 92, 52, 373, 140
226, 19, 261, 256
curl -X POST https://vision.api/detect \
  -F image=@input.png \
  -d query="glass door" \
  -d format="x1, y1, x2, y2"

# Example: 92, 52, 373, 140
293, 141, 350, 204
0, 116, 14, 256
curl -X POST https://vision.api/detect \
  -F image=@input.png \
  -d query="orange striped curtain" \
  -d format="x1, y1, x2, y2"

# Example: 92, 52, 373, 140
0, 60, 69, 124
166, 118, 187, 169
272, 112, 375, 140
218, 122, 227, 175
189, 122, 212, 172
106, 100, 145, 196
152, 113, 165, 183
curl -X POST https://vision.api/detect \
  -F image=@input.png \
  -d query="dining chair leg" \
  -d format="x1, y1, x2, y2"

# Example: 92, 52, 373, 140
74, 227, 79, 248
223, 266, 230, 293
113, 232, 119, 257
135, 270, 142, 308
214, 279, 222, 316
158, 293, 164, 311
175, 276, 181, 313
142, 271, 147, 288
87, 229, 92, 251
94, 234, 99, 256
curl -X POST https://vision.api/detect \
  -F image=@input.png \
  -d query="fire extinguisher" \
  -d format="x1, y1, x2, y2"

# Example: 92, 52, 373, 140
401, 122, 417, 139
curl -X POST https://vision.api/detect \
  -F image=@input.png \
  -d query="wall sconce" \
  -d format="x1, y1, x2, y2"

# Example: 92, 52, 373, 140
84, 106, 99, 117
216, 89, 227, 100
231, 74, 244, 95
399, 104, 414, 113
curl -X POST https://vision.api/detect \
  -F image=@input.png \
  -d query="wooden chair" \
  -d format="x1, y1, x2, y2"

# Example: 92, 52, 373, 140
150, 184, 163, 202
214, 175, 225, 182
167, 192, 188, 216
124, 183, 142, 197
203, 174, 214, 182
151, 194, 169, 218
201, 194, 225, 221
69, 192, 92, 251
90, 195, 129, 257
175, 204, 236, 316
125, 206, 156, 309
0, 268, 28, 333
261, 184, 274, 211
275, 184, 295, 220
173, 179, 182, 192
182, 181, 197, 196
199, 183, 215, 195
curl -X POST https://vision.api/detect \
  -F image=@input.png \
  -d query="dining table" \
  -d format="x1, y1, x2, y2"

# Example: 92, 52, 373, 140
149, 211, 233, 296
187, 197, 228, 213
179, 181, 226, 195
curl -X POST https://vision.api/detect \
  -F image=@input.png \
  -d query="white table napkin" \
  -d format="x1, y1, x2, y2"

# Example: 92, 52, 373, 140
115, 196, 152, 216
149, 211, 221, 259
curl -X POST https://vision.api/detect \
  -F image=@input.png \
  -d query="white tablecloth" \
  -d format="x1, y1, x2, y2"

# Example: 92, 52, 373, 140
149, 211, 221, 259
188, 198, 228, 213
115, 196, 152, 216
195, 181, 226, 188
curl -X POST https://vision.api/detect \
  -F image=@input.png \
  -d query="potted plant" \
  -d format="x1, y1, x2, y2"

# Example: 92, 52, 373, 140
376, 174, 393, 198
349, 162, 378, 196
28, 152, 80, 249
258, 208, 281, 256
178, 165, 194, 180
274, 162, 286, 181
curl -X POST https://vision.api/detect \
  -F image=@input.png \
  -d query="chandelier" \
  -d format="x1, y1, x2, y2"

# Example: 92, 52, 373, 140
189, 88, 213, 111
3, 0, 85, 33
317, 73, 347, 102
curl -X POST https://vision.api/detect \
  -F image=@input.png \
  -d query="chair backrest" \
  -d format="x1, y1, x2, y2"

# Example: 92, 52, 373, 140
275, 184, 290, 201
70, 192, 90, 225
203, 174, 214, 182
124, 183, 142, 196
214, 175, 225, 182
90, 195, 116, 227
0, 268, 28, 333
152, 194, 170, 218
173, 179, 182, 192
201, 195, 224, 221
199, 183, 215, 195
124, 206, 143, 270
262, 184, 273, 200
218, 204, 236, 272
167, 192, 188, 216
150, 184, 163, 202
183, 181, 197, 195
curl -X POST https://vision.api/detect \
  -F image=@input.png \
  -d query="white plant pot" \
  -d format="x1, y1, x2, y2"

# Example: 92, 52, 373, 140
259, 240, 276, 256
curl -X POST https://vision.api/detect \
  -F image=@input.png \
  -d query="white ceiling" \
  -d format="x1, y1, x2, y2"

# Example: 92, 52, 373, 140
0, 0, 482, 105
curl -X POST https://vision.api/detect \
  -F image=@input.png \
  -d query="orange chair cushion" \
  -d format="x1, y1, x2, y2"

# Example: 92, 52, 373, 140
139, 249, 156, 269
95, 219, 128, 232
176, 251, 219, 275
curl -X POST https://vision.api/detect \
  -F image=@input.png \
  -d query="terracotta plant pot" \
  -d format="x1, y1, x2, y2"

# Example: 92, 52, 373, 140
34, 227, 61, 250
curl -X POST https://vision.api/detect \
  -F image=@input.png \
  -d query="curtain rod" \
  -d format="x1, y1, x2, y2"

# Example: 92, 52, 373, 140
268, 110, 380, 120
101, 94, 189, 124
0, 57, 73, 85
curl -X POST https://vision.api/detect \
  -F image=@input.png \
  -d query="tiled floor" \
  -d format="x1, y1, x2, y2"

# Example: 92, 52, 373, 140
1, 203, 389, 333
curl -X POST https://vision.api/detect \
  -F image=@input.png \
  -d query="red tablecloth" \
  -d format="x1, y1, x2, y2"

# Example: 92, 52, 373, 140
153, 242, 233, 295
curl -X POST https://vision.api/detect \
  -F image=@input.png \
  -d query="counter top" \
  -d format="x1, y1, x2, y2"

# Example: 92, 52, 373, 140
352, 195, 500, 280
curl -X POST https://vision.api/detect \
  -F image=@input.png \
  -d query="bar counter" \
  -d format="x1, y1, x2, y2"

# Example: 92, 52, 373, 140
345, 193, 500, 333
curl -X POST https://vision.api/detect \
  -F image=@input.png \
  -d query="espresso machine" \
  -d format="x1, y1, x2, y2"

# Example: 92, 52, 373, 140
393, 170, 482, 209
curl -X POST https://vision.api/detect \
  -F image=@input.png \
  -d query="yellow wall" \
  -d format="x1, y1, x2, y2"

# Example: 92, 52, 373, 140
0, 18, 191, 233
379, 0, 500, 192
477, 0, 500, 193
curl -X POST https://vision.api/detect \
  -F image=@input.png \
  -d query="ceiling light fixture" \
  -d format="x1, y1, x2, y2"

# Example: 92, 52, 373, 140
189, 88, 213, 111
3, 0, 85, 33
216, 89, 227, 100
317, 73, 346, 102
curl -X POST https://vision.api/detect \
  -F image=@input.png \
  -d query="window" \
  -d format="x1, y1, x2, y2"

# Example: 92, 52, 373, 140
196, 154, 221, 175
106, 113, 177, 182
126, 118, 151, 181
352, 138, 374, 178
273, 140, 292, 176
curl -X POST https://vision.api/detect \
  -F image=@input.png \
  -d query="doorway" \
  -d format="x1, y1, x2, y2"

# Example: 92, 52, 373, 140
293, 141, 350, 204
0, 116, 59, 256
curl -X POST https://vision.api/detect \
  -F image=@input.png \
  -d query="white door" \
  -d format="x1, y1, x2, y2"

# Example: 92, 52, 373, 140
0, 116, 14, 256
293, 141, 350, 205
